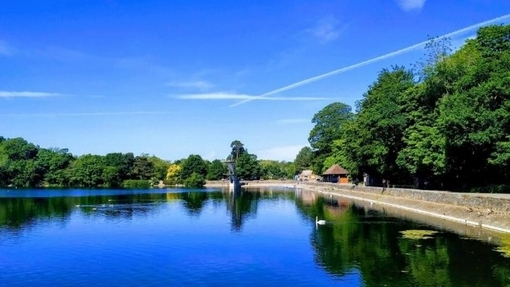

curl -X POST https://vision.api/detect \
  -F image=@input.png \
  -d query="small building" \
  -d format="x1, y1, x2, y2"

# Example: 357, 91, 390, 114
299, 170, 320, 181
322, 164, 349, 184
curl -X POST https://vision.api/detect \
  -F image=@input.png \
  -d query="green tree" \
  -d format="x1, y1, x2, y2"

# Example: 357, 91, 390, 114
397, 84, 446, 185
236, 152, 261, 180
0, 137, 43, 187
207, 159, 227, 180
67, 154, 106, 187
131, 155, 155, 180
181, 154, 207, 180
148, 155, 170, 180
308, 102, 353, 173
0, 137, 39, 161
350, 66, 415, 182
294, 146, 313, 172
413, 35, 452, 81
36, 148, 74, 187
104, 152, 135, 181
259, 160, 286, 180
229, 140, 246, 162
184, 172, 206, 188
435, 24, 510, 188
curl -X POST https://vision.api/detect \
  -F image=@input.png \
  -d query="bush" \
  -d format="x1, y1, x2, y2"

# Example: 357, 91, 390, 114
163, 178, 181, 186
468, 184, 510, 193
122, 179, 151, 189
184, 172, 206, 188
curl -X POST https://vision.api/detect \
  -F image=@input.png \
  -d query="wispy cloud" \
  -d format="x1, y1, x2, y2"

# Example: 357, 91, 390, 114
0, 111, 175, 117
0, 91, 60, 98
257, 145, 304, 161
307, 17, 345, 44
167, 80, 214, 91
395, 0, 426, 12
0, 41, 12, 56
276, 118, 310, 124
174, 92, 329, 101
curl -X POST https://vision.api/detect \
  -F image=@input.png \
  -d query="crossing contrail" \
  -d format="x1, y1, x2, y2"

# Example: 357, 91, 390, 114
230, 13, 510, 107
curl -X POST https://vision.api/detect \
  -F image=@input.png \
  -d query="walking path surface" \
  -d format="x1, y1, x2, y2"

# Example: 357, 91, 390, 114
207, 180, 510, 234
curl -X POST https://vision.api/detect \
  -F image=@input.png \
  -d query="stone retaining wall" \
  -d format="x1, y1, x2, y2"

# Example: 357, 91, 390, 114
299, 182, 510, 213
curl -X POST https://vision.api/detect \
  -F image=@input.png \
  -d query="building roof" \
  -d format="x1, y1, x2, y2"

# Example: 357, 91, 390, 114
322, 164, 349, 175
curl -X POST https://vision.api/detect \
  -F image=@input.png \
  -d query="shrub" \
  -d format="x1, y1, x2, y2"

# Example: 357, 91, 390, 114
163, 178, 181, 186
122, 179, 151, 189
184, 172, 206, 188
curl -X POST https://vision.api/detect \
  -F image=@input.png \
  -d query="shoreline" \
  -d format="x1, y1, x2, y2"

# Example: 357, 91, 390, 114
207, 180, 510, 234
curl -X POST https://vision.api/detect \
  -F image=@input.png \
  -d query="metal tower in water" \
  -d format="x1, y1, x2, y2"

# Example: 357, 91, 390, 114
225, 160, 241, 193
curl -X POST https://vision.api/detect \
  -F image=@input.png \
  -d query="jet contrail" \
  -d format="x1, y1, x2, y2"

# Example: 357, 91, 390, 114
230, 13, 510, 107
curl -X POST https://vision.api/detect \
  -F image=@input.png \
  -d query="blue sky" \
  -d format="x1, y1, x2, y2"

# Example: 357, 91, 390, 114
1, 0, 510, 162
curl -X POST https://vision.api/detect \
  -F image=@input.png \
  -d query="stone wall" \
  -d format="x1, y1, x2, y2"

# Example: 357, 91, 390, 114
299, 182, 510, 213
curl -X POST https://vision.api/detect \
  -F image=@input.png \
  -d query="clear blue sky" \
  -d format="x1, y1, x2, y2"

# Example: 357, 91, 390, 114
1, 0, 510, 162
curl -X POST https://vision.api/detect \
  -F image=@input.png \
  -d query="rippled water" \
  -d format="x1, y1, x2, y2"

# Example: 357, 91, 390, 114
0, 187, 509, 286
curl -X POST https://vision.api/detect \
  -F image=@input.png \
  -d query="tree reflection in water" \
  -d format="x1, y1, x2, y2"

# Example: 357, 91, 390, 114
1, 188, 510, 286
296, 190, 510, 287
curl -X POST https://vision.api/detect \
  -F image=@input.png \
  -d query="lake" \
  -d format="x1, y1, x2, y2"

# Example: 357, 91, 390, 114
0, 186, 509, 286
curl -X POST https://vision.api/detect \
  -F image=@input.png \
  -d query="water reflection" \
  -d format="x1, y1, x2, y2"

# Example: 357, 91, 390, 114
0, 188, 296, 232
1, 187, 509, 286
294, 188, 510, 287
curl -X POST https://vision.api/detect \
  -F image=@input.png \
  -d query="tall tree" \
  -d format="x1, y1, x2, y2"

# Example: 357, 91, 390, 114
294, 146, 313, 172
0, 137, 43, 187
259, 160, 287, 180
147, 155, 171, 180
435, 24, 510, 188
104, 152, 135, 183
131, 155, 155, 180
181, 154, 207, 180
350, 66, 415, 182
207, 159, 227, 180
36, 148, 74, 186
67, 154, 106, 187
308, 102, 353, 173
229, 140, 246, 162
236, 153, 261, 180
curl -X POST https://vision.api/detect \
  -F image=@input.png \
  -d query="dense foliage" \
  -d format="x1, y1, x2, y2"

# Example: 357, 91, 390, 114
183, 172, 206, 188
0, 135, 299, 188
0, 137, 169, 188
122, 179, 152, 189
294, 146, 313, 173
303, 24, 510, 191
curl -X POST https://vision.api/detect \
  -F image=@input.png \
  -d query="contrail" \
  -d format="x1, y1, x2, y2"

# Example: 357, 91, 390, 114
230, 13, 510, 107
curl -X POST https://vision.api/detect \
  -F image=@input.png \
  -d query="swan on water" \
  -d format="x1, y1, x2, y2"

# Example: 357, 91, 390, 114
316, 216, 326, 225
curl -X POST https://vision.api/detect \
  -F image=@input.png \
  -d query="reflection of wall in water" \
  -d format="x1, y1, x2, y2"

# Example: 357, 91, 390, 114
299, 189, 318, 205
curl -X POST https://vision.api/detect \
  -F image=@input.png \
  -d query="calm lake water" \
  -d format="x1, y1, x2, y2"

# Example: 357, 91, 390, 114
1, 186, 509, 286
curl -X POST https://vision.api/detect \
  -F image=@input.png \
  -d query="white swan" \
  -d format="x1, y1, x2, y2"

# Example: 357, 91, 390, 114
316, 216, 326, 225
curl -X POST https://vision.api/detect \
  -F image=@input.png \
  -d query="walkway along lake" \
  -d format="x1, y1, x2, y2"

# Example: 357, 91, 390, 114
1, 186, 510, 286
290, 181, 510, 234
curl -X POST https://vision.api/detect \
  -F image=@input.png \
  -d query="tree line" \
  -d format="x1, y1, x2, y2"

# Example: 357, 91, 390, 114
165, 140, 295, 187
0, 137, 295, 188
294, 24, 510, 192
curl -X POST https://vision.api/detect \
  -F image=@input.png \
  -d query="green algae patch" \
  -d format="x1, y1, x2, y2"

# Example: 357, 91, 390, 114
400, 229, 438, 240
494, 234, 510, 258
